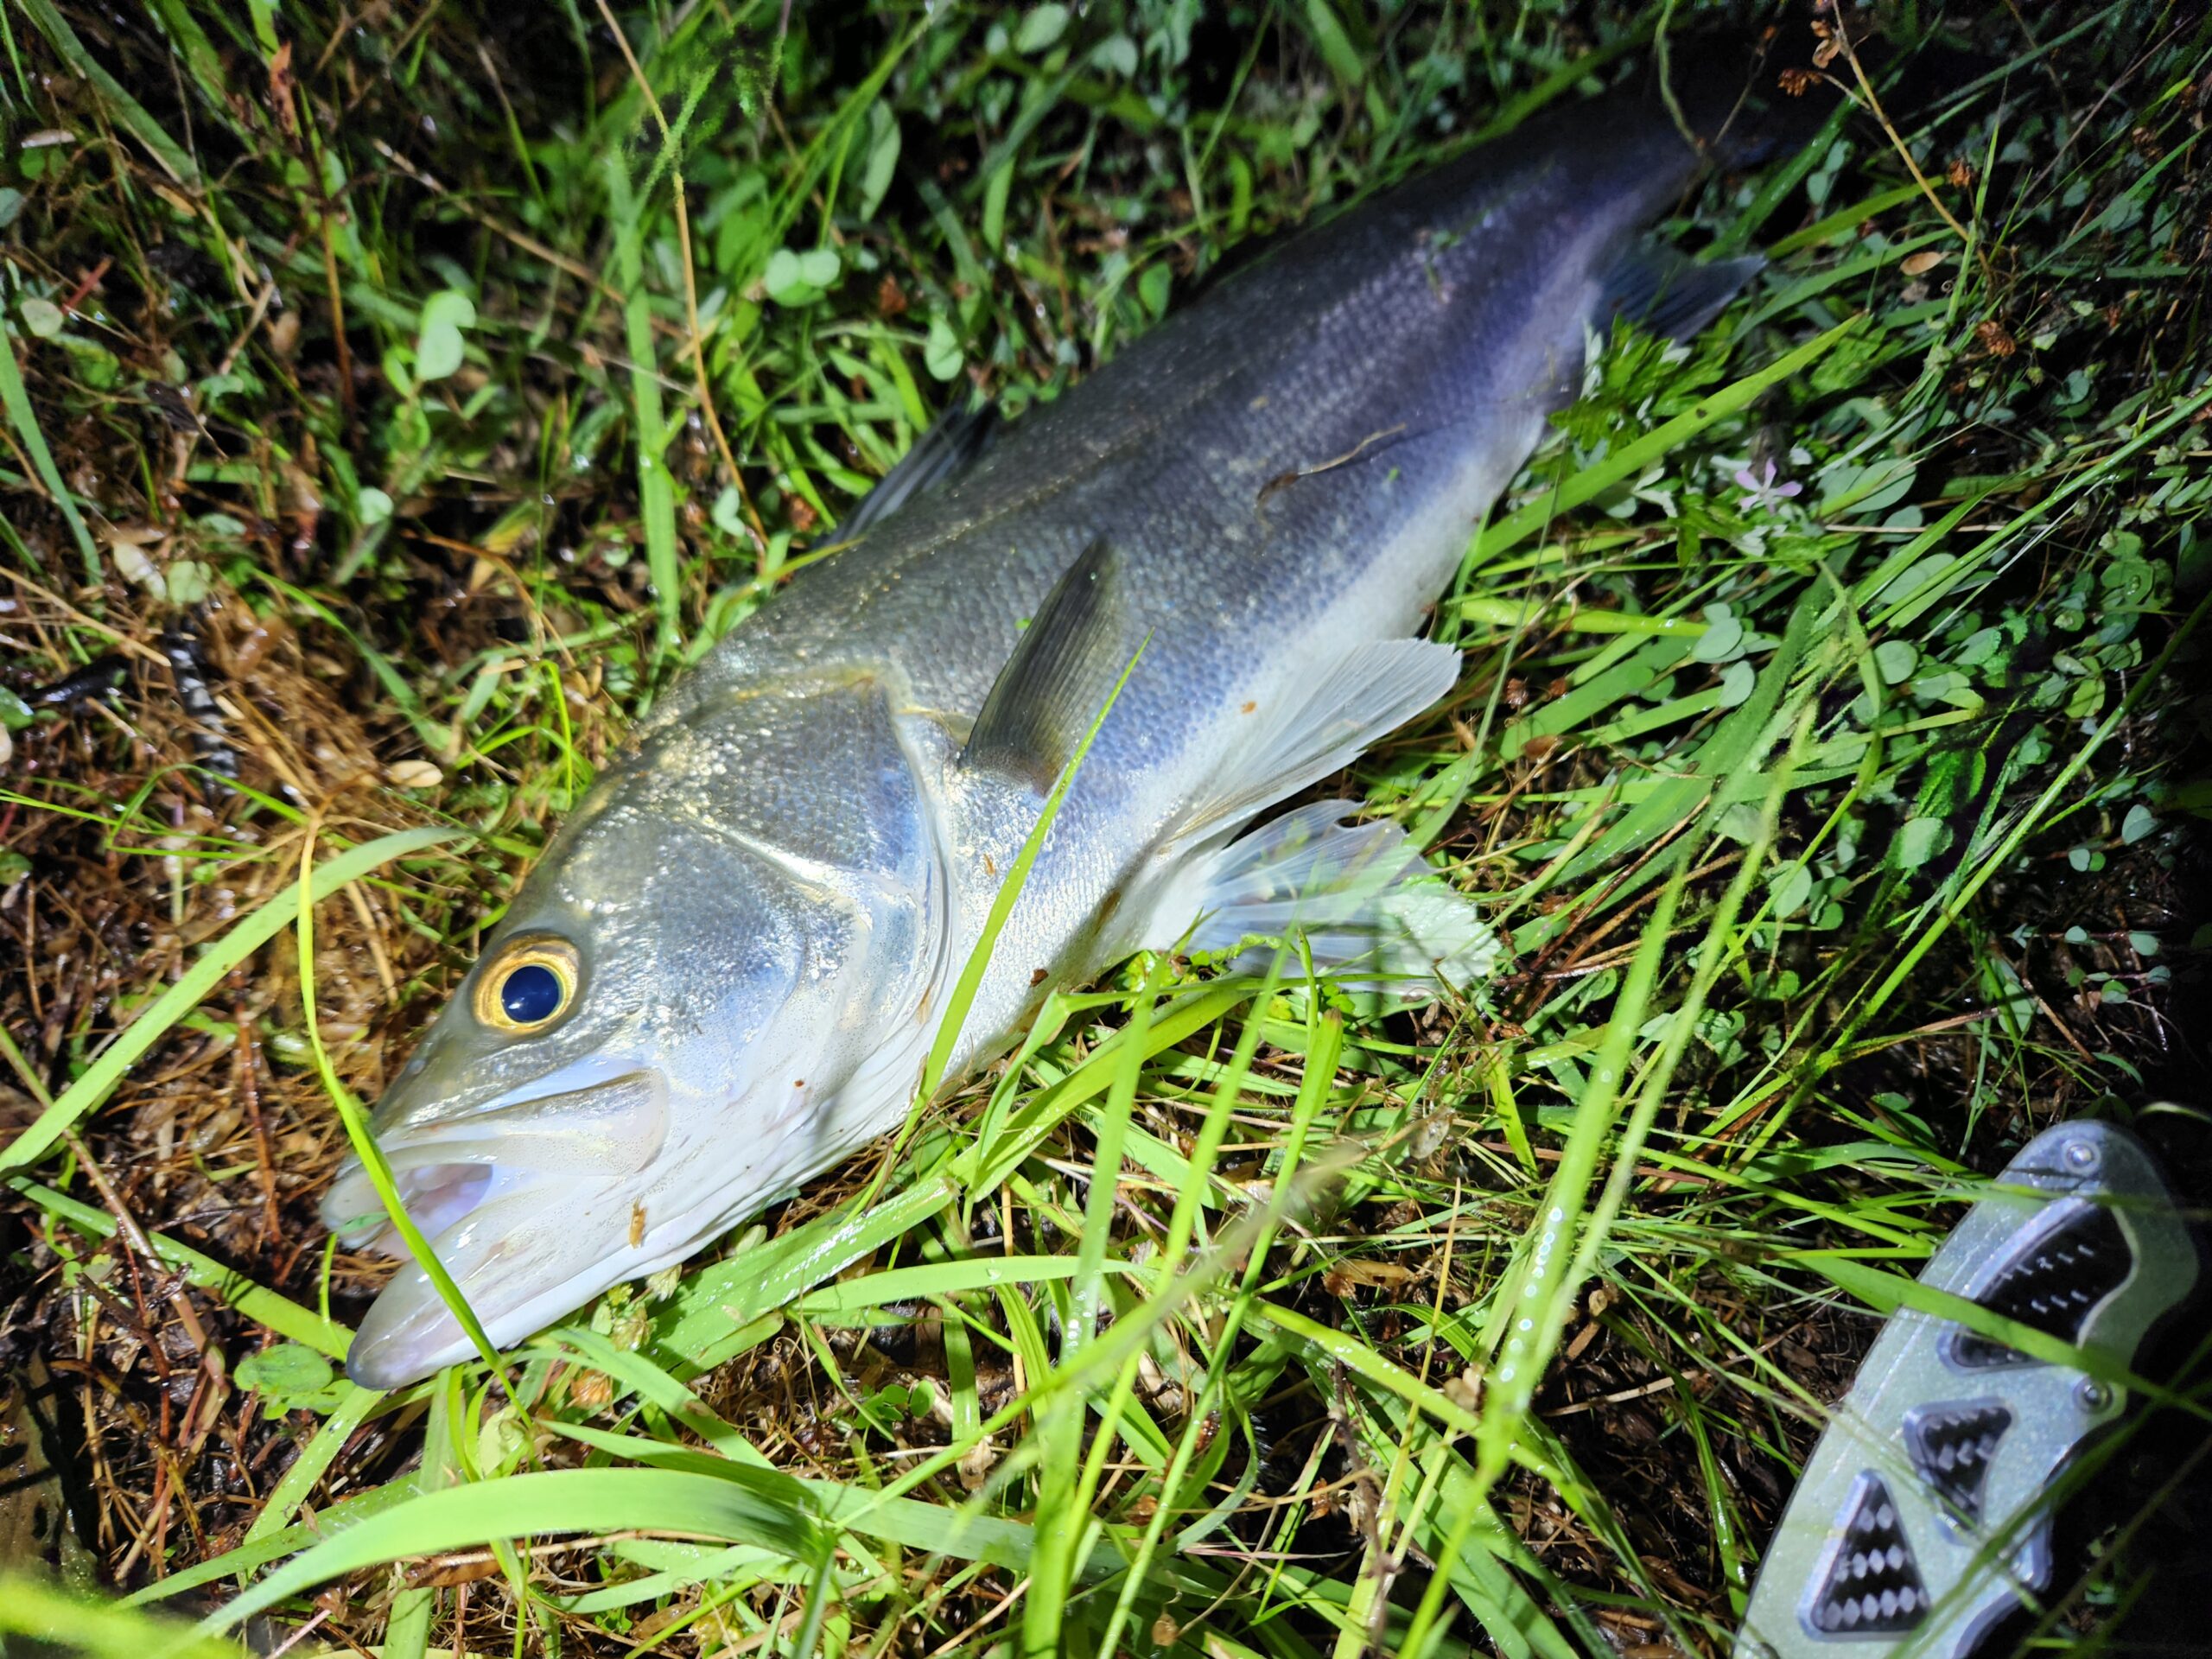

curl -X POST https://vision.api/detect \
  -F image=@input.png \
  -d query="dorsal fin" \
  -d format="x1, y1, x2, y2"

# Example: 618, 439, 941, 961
1599, 243, 1764, 343
842, 399, 1000, 537
959, 537, 1128, 791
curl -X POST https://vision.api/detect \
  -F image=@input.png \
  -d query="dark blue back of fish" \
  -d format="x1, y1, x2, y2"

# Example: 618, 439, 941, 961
702, 81, 1732, 730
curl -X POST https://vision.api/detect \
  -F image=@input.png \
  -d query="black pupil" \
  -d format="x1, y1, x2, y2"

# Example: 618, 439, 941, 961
499, 963, 563, 1026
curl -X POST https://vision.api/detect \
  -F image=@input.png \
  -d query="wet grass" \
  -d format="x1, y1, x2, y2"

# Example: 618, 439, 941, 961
1, 1, 2209, 1656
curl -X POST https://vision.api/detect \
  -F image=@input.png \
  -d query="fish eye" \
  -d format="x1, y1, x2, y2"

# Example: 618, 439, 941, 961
473, 938, 580, 1034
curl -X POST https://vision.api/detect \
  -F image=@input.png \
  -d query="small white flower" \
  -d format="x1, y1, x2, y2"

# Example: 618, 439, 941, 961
1733, 459, 1803, 513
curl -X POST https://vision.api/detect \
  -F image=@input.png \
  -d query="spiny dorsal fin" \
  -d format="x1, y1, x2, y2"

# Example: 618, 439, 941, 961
960, 537, 1128, 791
842, 399, 1000, 537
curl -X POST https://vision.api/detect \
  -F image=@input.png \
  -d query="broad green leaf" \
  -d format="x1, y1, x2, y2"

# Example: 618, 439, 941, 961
857, 101, 901, 219
1715, 658, 1758, 707
413, 289, 476, 382
1688, 604, 1744, 663
765, 246, 842, 305
924, 315, 963, 380
18, 296, 64, 339
1873, 639, 1918, 685
1014, 3, 1069, 54
233, 1344, 340, 1413
1893, 817, 1950, 870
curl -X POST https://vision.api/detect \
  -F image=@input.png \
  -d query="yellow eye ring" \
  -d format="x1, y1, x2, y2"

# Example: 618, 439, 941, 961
473, 937, 580, 1033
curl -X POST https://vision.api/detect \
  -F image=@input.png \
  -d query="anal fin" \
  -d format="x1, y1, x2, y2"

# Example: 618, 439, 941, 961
1176, 637, 1462, 840
1149, 800, 1499, 991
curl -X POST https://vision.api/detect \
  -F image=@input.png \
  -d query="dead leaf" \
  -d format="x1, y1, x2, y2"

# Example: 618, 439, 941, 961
957, 1434, 997, 1492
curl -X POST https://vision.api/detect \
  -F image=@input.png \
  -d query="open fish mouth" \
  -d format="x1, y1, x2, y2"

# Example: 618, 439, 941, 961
319, 1068, 673, 1389
320, 1067, 671, 1238
322, 1160, 495, 1256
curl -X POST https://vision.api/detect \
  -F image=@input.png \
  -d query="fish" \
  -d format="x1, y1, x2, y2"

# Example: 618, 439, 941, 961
322, 62, 1792, 1389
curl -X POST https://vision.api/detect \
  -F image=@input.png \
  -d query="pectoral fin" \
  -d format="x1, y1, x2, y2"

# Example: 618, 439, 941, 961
959, 537, 1130, 791
1173, 637, 1462, 841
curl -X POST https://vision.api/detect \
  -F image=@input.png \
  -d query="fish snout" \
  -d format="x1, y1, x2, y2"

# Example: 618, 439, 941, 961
320, 1067, 671, 1241
318, 1068, 675, 1387
340, 1179, 657, 1389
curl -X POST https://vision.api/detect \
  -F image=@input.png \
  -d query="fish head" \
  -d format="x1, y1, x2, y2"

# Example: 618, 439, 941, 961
322, 675, 944, 1389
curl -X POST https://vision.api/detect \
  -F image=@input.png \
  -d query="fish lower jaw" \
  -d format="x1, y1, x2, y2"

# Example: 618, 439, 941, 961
321, 1158, 499, 1256
317, 1065, 674, 1250
338, 1177, 652, 1389
329, 1057, 926, 1388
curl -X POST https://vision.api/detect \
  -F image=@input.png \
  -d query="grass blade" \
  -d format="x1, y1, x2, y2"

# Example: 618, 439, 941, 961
8, 1179, 352, 1356
199, 1467, 829, 1636
0, 314, 100, 582
0, 1574, 244, 1659
1470, 315, 1864, 565
0, 826, 464, 1176
16, 0, 200, 184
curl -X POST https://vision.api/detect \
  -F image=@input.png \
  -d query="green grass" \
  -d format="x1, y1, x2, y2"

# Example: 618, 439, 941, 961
2, 1, 2209, 1656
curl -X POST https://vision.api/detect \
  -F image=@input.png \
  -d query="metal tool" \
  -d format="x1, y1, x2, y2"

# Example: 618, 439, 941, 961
1737, 1119, 2197, 1659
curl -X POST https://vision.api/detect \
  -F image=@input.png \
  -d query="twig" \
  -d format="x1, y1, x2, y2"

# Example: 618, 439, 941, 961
63, 1129, 213, 1358
1824, 14, 1987, 282
234, 1001, 283, 1243
368, 137, 618, 299
3, 567, 170, 665
265, 1609, 331, 1659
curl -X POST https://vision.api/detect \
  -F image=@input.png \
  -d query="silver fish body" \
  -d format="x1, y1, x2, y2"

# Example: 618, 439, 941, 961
325, 77, 1765, 1387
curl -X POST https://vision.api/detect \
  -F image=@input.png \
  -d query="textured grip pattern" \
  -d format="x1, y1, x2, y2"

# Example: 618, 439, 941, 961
1808, 1474, 1929, 1636
1904, 1401, 2012, 1526
1948, 1204, 2132, 1369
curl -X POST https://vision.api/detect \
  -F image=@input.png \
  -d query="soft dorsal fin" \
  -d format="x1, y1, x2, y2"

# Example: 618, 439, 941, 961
960, 537, 1128, 791
1599, 243, 1765, 343
842, 399, 1000, 537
